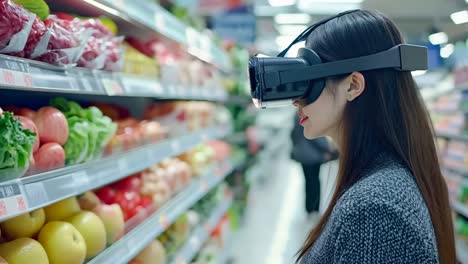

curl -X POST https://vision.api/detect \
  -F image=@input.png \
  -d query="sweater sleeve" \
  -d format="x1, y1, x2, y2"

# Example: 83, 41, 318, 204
333, 200, 439, 264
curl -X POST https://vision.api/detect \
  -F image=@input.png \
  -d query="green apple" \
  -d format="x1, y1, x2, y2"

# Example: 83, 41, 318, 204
0, 237, 49, 264
38, 221, 86, 264
66, 211, 106, 259
44, 197, 81, 221
0, 208, 45, 239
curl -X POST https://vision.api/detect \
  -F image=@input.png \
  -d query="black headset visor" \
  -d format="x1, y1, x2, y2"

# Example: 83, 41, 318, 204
248, 10, 428, 109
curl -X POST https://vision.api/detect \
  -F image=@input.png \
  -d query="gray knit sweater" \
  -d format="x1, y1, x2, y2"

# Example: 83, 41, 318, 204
301, 154, 439, 264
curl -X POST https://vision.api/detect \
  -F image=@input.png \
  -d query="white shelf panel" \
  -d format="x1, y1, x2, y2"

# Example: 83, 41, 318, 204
88, 159, 236, 264
0, 55, 228, 101
453, 201, 468, 219
457, 238, 468, 264
171, 194, 233, 264
0, 125, 231, 222
436, 132, 468, 143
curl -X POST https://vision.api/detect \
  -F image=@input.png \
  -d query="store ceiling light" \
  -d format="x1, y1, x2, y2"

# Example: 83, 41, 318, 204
276, 25, 309, 36
274, 13, 312, 25
269, 0, 296, 7
450, 10, 468, 25
428, 32, 448, 45
297, 0, 361, 14
300, 0, 363, 2
440, 43, 454, 58
411, 70, 427, 77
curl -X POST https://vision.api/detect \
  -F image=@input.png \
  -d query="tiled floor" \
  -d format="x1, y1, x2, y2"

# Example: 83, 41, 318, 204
230, 155, 338, 264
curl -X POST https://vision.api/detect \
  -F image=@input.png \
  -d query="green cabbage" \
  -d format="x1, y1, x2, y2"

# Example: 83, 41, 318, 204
51, 98, 117, 165
0, 112, 36, 180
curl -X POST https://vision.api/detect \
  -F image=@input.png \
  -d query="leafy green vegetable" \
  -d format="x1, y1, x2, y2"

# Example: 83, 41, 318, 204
14, 0, 50, 21
0, 112, 36, 179
51, 98, 117, 165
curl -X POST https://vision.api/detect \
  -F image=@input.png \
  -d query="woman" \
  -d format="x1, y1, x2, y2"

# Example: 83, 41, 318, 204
291, 10, 455, 264
290, 116, 338, 217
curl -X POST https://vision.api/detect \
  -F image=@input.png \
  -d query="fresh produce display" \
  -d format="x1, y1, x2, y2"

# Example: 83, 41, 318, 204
13, 0, 49, 21
0, 191, 125, 263
94, 156, 194, 220
0, 111, 36, 181
50, 98, 117, 165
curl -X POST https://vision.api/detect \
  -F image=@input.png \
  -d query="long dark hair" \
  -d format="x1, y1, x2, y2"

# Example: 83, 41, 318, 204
297, 10, 456, 263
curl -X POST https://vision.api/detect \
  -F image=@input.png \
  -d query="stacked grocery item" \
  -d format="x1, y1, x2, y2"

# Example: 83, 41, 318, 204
0, 98, 117, 180
0, 195, 124, 263
0, 0, 125, 70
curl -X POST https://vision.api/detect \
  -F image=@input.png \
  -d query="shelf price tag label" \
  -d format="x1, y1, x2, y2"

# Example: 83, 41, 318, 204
200, 181, 208, 192
0, 181, 29, 218
0, 69, 33, 87
102, 79, 123, 96
159, 214, 170, 229
113, 0, 125, 9
176, 256, 186, 264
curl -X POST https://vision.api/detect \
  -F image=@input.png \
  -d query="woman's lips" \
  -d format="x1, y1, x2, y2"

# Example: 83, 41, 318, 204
298, 112, 308, 125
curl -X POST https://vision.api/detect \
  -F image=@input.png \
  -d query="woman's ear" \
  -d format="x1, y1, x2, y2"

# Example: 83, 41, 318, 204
346, 72, 365, 101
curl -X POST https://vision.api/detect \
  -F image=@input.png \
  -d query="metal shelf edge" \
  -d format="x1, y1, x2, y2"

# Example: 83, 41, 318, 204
0, 125, 231, 222
170, 195, 233, 264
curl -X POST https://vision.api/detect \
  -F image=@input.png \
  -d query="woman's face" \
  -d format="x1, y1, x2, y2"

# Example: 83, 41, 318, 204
294, 77, 351, 140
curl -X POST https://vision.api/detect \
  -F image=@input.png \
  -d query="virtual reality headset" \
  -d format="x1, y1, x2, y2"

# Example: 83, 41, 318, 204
249, 10, 428, 109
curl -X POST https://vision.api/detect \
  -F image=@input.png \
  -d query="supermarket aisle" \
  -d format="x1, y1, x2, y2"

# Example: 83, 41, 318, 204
231, 154, 338, 264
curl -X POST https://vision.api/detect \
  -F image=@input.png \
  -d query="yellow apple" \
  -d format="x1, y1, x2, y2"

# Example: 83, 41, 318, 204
44, 197, 81, 221
133, 240, 166, 264
38, 221, 86, 264
0, 208, 45, 239
93, 204, 125, 245
0, 237, 49, 264
66, 211, 106, 259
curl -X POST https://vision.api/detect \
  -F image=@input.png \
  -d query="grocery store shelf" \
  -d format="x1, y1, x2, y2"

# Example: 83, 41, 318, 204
446, 166, 468, 177
0, 125, 231, 222
46, 0, 232, 72
0, 55, 228, 101
170, 194, 233, 264
453, 201, 468, 218
457, 238, 468, 264
436, 132, 468, 142
89, 159, 237, 264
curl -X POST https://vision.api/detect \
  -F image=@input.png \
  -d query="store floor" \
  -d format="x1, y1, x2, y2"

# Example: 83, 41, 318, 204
230, 155, 338, 264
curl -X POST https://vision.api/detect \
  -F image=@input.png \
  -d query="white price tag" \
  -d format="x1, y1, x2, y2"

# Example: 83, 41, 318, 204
153, 82, 163, 95
171, 140, 181, 153
113, 0, 125, 9
154, 15, 166, 33
0, 182, 28, 218
189, 236, 200, 249
0, 69, 32, 87
102, 79, 123, 96
72, 171, 90, 188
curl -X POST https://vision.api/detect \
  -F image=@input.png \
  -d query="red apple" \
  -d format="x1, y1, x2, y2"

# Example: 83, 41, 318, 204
114, 191, 141, 221
33, 143, 65, 173
95, 187, 116, 204
111, 176, 142, 192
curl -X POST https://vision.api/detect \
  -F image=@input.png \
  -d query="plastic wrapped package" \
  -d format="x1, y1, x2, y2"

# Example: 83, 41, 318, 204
103, 37, 125, 72
9, 16, 48, 58
77, 36, 107, 69
34, 16, 90, 66
0, 0, 35, 53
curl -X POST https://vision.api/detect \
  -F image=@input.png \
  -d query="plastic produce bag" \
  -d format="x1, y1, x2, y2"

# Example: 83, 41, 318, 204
103, 37, 125, 72
34, 16, 91, 66
9, 16, 48, 58
77, 36, 107, 69
0, 0, 35, 54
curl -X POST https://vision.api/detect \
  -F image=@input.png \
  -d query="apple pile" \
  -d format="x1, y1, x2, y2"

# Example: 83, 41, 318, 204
2, 106, 69, 176
0, 194, 125, 264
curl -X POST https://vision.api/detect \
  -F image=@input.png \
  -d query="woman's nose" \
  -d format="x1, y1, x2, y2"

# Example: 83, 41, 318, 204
293, 100, 300, 107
